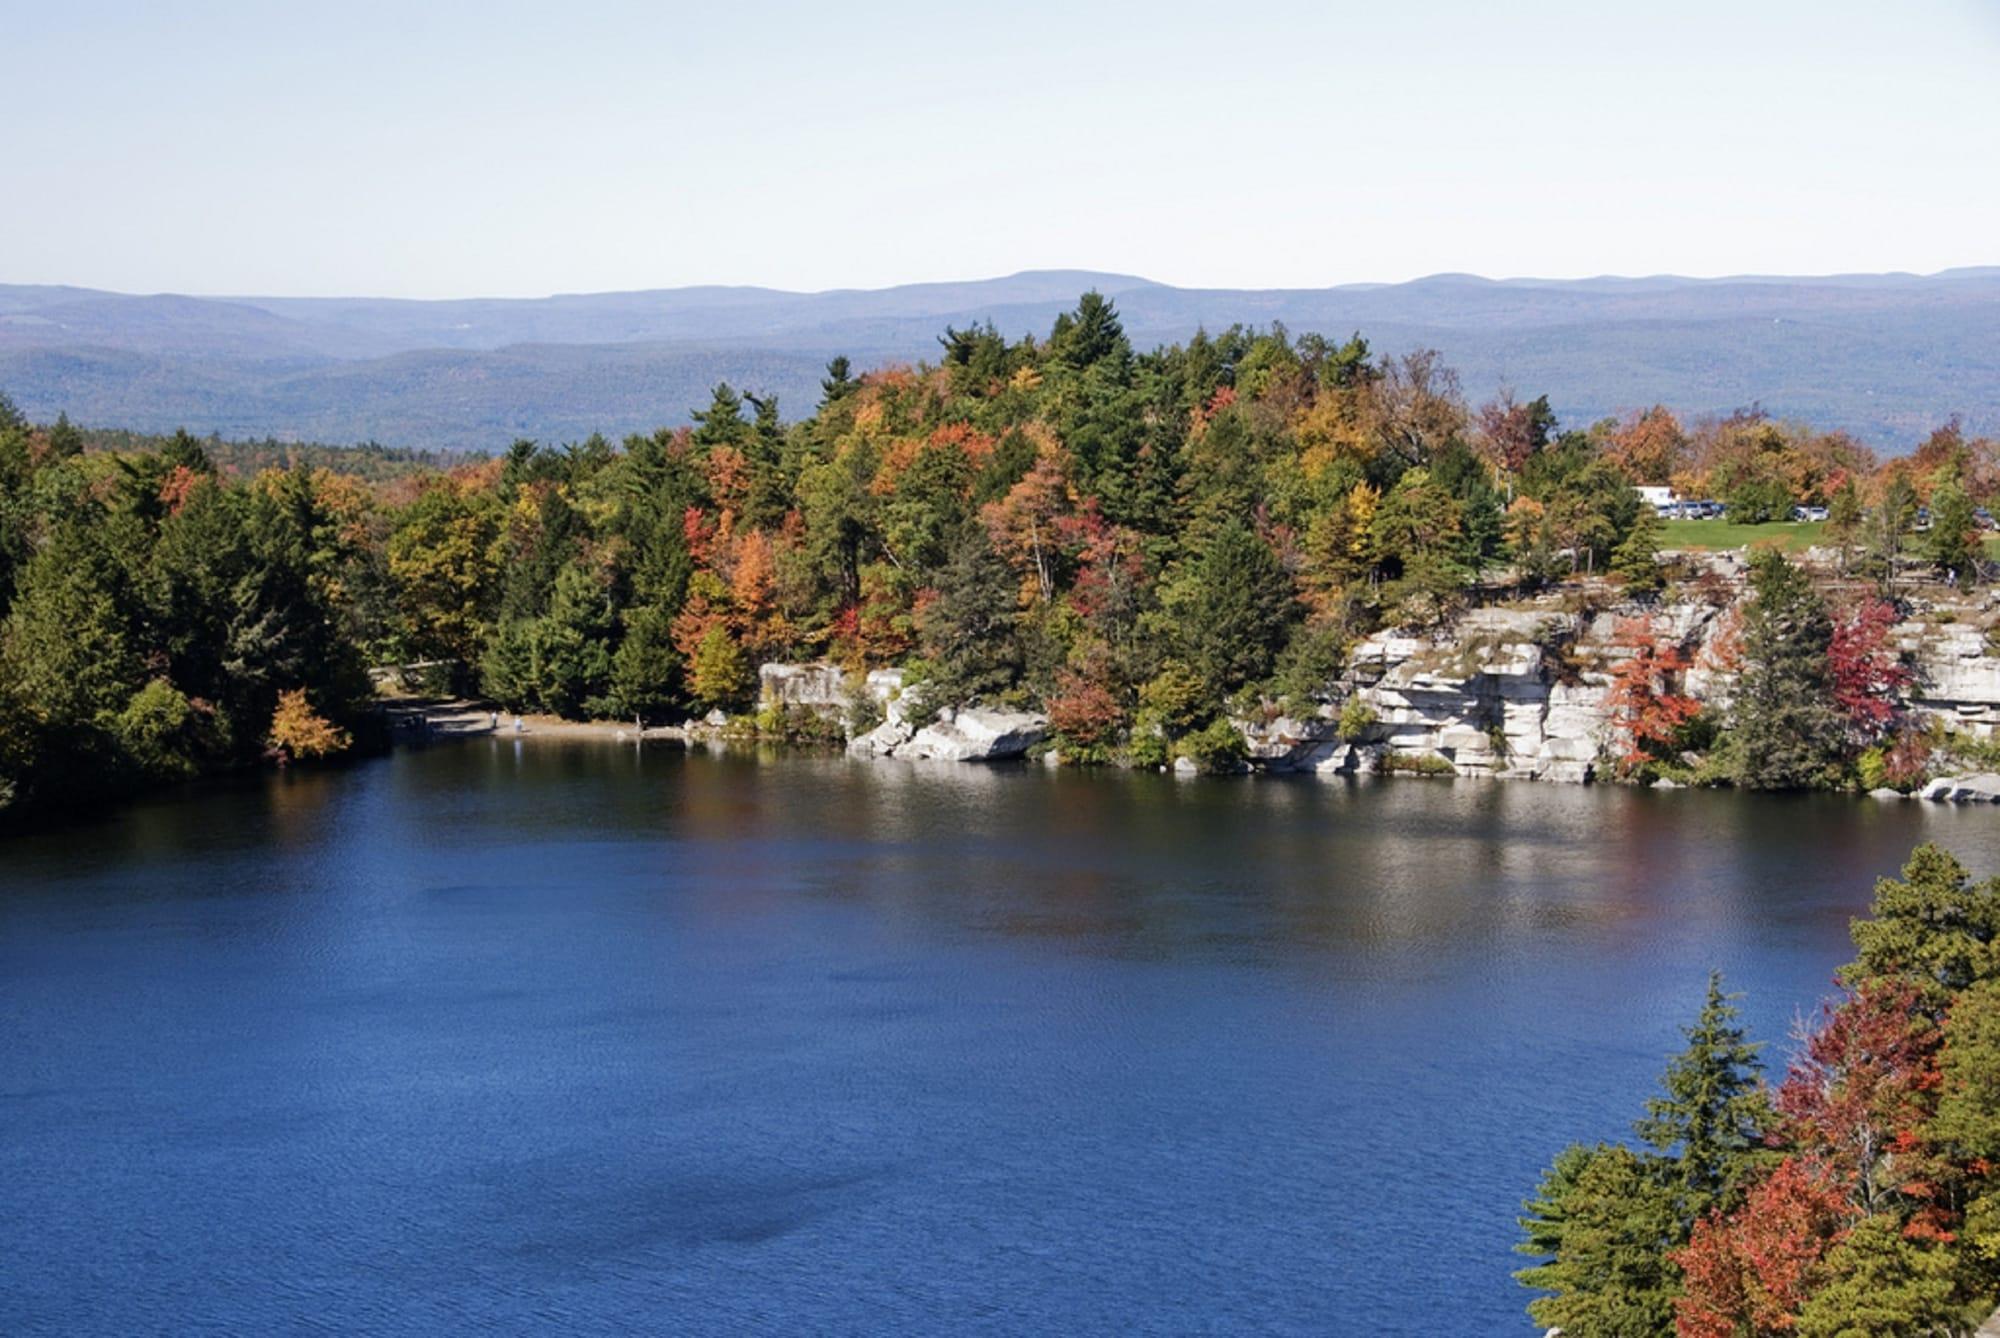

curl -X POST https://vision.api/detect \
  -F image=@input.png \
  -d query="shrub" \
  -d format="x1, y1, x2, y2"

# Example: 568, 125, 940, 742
1337, 697, 1379, 743
1175, 717, 1248, 774
1380, 751, 1457, 777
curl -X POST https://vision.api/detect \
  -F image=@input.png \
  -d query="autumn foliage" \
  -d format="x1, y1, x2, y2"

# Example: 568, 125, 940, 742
1605, 617, 1701, 771
1828, 596, 1911, 741
267, 688, 351, 762
1674, 1157, 1852, 1338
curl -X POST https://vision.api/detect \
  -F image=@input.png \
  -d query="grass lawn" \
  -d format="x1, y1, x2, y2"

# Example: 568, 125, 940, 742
1662, 518, 1827, 552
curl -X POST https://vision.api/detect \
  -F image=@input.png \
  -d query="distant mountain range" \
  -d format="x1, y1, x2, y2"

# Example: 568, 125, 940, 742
3, 268, 1997, 451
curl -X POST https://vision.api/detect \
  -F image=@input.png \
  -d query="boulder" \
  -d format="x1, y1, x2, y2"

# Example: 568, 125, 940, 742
896, 707, 1048, 762
1921, 774, 2000, 803
847, 719, 913, 758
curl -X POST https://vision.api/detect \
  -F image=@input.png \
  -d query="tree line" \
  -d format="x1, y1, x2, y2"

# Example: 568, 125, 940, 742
2, 292, 1994, 811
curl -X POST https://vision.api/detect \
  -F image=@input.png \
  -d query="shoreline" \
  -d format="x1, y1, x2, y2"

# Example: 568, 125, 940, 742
378, 700, 1982, 804
385, 700, 686, 747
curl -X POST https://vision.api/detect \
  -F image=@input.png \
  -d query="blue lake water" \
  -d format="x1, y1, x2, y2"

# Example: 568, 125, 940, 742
7, 742, 2000, 1335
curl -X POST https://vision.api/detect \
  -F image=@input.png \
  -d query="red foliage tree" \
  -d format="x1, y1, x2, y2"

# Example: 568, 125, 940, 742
1605, 617, 1701, 770
1777, 978, 1946, 1223
1828, 597, 1910, 741
1674, 1157, 1851, 1338
1046, 668, 1126, 755
158, 463, 205, 517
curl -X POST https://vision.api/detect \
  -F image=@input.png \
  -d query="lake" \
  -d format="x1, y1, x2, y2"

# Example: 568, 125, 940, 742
7, 742, 2000, 1334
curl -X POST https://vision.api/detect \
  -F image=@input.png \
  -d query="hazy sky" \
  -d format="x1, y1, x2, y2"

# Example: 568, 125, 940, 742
7, 0, 1999, 297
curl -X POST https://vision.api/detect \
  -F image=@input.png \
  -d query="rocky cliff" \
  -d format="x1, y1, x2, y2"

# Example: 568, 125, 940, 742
755, 555, 2000, 786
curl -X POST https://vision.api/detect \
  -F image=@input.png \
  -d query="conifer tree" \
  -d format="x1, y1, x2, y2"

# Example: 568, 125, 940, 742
917, 525, 1022, 710
1635, 971, 1774, 1227
1731, 549, 1841, 789
1609, 504, 1665, 595
1847, 842, 2000, 1003
1928, 469, 1980, 583
1516, 1145, 1683, 1335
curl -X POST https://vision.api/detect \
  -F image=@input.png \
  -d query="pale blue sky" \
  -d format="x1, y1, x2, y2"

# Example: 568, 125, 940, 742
6, 0, 1998, 296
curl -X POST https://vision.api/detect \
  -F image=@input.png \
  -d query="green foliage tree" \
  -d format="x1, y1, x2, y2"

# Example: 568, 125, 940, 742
917, 525, 1023, 710
530, 561, 615, 718
1928, 469, 1981, 582
1634, 971, 1774, 1226
1610, 504, 1665, 595
1825, 475, 1864, 571
688, 622, 753, 711
1159, 519, 1296, 697
1731, 549, 1842, 789
1791, 1215, 1960, 1338
1847, 843, 2000, 1002
607, 604, 680, 721
1516, 1144, 1683, 1335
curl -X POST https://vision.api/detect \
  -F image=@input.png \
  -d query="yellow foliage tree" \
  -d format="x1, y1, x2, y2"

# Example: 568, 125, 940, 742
268, 688, 350, 761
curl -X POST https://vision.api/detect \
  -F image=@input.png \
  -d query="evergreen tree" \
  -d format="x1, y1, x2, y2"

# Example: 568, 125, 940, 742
1791, 1215, 1959, 1338
692, 383, 750, 452
480, 618, 538, 712
917, 525, 1022, 709
1928, 469, 1980, 583
1609, 504, 1665, 595
1160, 518, 1296, 697
1731, 549, 1842, 789
607, 604, 680, 721
529, 561, 615, 718
1847, 842, 2000, 1002
1516, 1144, 1683, 1335
46, 412, 83, 460
819, 355, 855, 407
1634, 971, 1774, 1227
1825, 475, 1863, 572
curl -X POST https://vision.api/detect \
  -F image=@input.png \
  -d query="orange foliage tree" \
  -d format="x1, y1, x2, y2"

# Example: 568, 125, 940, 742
1605, 617, 1701, 771
1674, 1157, 1852, 1338
267, 688, 350, 762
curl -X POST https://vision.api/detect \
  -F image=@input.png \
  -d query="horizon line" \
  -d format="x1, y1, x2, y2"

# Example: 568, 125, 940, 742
6, 264, 1999, 306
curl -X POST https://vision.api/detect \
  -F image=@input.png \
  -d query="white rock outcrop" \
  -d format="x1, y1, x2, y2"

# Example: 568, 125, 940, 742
1920, 774, 2000, 803
897, 707, 1049, 762
1336, 609, 1610, 782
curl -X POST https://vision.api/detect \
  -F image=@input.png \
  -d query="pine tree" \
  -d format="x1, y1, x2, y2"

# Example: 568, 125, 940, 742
1791, 1215, 1959, 1338
819, 356, 855, 407
1160, 518, 1297, 697
529, 561, 615, 718
1731, 549, 1842, 789
608, 604, 680, 722
1635, 971, 1773, 1227
1825, 475, 1863, 572
917, 525, 1022, 710
1928, 469, 1980, 583
1610, 504, 1665, 595
1847, 842, 2000, 1002
1516, 1144, 1683, 1335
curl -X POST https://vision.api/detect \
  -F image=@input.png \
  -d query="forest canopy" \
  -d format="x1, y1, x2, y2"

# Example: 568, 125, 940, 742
2, 293, 1993, 812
